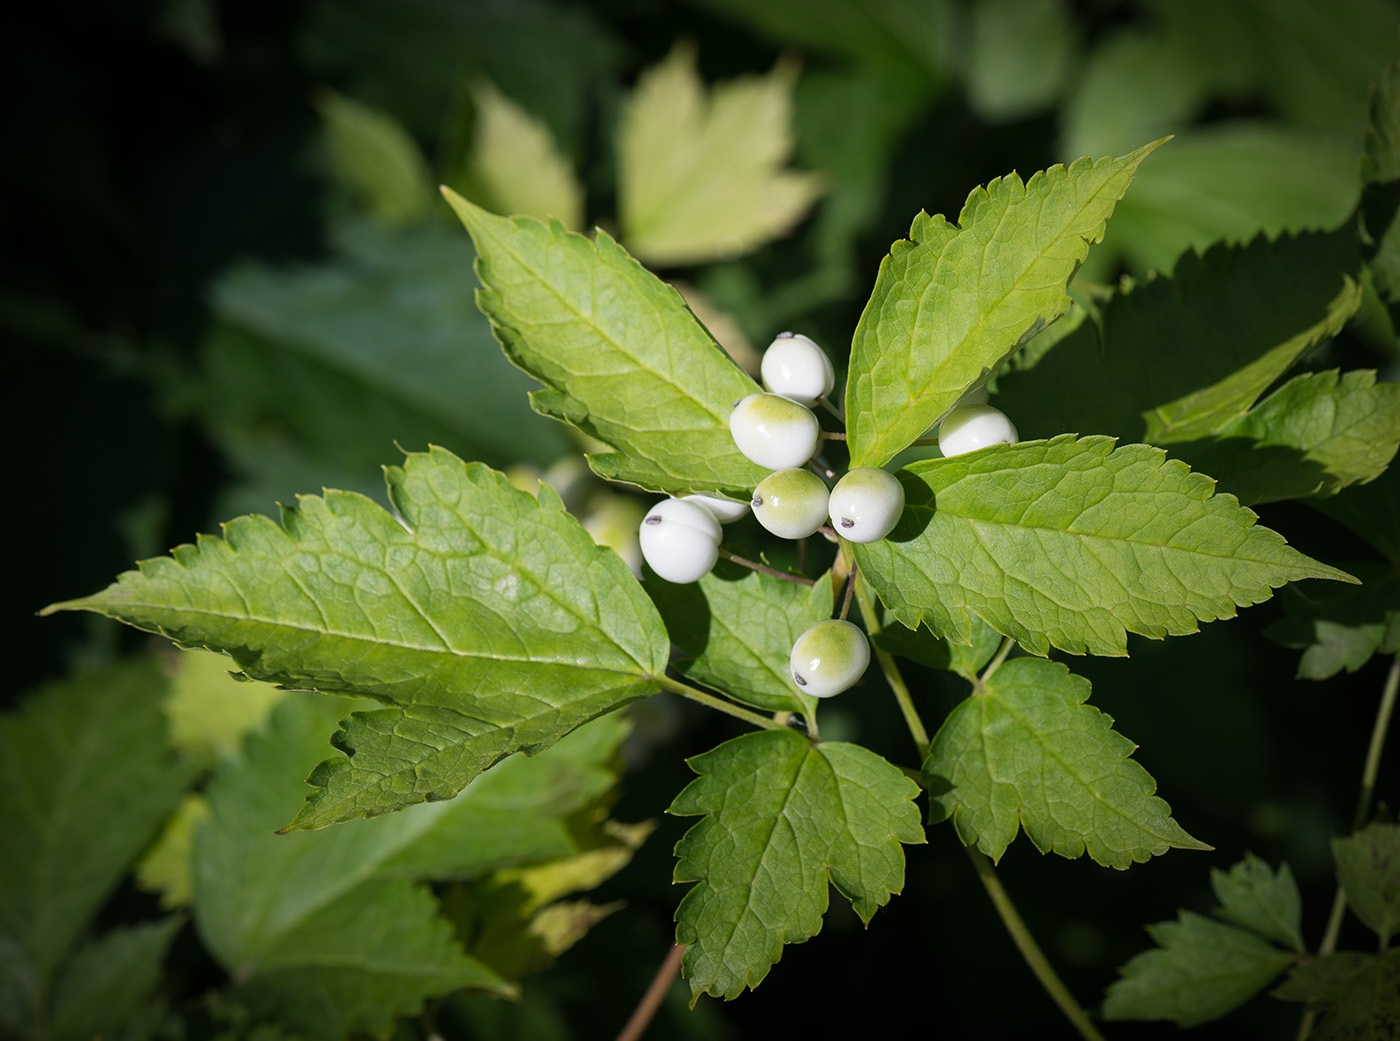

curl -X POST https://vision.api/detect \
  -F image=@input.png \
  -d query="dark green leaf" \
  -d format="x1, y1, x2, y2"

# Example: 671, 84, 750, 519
964, 0, 1077, 121
645, 561, 831, 715
845, 141, 1162, 468
444, 190, 772, 498
1102, 912, 1297, 1026
1333, 822, 1400, 943
1211, 854, 1304, 952
46, 448, 668, 828
1274, 950, 1400, 1041
924, 658, 1206, 867
855, 437, 1354, 657
1362, 62, 1400, 330
670, 729, 924, 1000
47, 918, 182, 1041
1266, 562, 1400, 679
1313, 464, 1400, 565
873, 614, 1003, 682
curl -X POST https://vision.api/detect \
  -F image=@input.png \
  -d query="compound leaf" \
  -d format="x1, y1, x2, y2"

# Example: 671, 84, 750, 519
923, 658, 1206, 867
45, 447, 668, 829
1103, 912, 1296, 1027
1169, 370, 1400, 506
855, 436, 1354, 657
645, 561, 832, 715
670, 729, 924, 1000
1332, 822, 1400, 943
1211, 854, 1305, 952
617, 43, 824, 266
1274, 950, 1400, 1041
845, 140, 1162, 468
444, 189, 771, 499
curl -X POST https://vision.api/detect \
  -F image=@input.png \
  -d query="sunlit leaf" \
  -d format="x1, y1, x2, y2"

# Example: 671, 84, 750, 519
467, 80, 584, 231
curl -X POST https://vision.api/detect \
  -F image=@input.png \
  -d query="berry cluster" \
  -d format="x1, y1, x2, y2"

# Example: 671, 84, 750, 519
637, 332, 1019, 700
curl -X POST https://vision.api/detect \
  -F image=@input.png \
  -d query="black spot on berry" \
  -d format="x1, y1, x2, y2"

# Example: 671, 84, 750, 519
645, 515, 662, 525
793, 672, 807, 686
752, 494, 763, 507
840, 517, 854, 528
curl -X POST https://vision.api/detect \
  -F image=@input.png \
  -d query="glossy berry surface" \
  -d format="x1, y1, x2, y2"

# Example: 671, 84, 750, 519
638, 498, 722, 584
751, 468, 830, 539
729, 393, 820, 470
683, 494, 749, 525
789, 620, 870, 698
760, 332, 835, 406
828, 468, 904, 543
938, 404, 1019, 457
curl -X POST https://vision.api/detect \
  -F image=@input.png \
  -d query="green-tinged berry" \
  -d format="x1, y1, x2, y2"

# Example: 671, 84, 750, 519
639, 498, 722, 583
752, 468, 830, 539
828, 468, 904, 543
761, 332, 835, 406
789, 620, 870, 698
939, 404, 1018, 457
729, 392, 820, 470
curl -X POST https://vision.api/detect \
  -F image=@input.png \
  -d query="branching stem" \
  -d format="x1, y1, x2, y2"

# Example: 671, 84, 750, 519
852, 570, 929, 758
718, 548, 815, 586
657, 675, 784, 731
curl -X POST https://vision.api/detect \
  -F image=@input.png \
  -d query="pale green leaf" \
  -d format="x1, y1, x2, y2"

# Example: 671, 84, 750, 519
645, 561, 832, 715
923, 658, 1206, 867
1211, 854, 1304, 952
315, 90, 433, 224
670, 729, 924, 1000
1274, 950, 1400, 1041
165, 648, 285, 768
855, 436, 1353, 657
47, 918, 181, 1041
1333, 822, 1400, 943
1265, 562, 1400, 679
997, 231, 1363, 447
964, 0, 1077, 121
467, 80, 584, 231
0, 659, 194, 989
617, 44, 825, 266
444, 189, 773, 498
45, 447, 668, 828
1169, 371, 1400, 505
134, 794, 209, 910
845, 141, 1162, 468
1102, 912, 1296, 1026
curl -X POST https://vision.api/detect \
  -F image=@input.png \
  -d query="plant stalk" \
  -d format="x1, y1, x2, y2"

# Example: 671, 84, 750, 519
616, 944, 686, 1041
718, 548, 815, 586
852, 572, 930, 758
657, 676, 785, 731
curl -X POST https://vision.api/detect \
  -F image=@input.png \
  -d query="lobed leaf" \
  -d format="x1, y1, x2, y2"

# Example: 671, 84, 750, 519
1210, 854, 1305, 952
844, 140, 1162, 469
1102, 912, 1296, 1027
923, 658, 1206, 868
645, 561, 832, 716
45, 447, 668, 828
616, 43, 825, 266
1332, 822, 1400, 943
855, 436, 1354, 657
670, 729, 924, 1000
444, 189, 772, 498
1274, 950, 1400, 1041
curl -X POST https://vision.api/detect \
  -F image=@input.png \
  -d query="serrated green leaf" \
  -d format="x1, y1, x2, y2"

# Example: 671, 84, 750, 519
1333, 822, 1400, 943
315, 90, 433, 224
855, 436, 1353, 657
645, 561, 831, 715
1102, 912, 1296, 1027
1274, 950, 1400, 1041
670, 729, 924, 1000
467, 80, 584, 231
1210, 854, 1304, 951
444, 189, 772, 498
617, 43, 825, 266
166, 649, 285, 768
47, 917, 181, 1041
1266, 562, 1400, 679
1169, 370, 1400, 506
872, 614, 1003, 682
0, 659, 195, 991
845, 141, 1161, 468
923, 658, 1206, 867
998, 231, 1364, 447
46, 447, 668, 828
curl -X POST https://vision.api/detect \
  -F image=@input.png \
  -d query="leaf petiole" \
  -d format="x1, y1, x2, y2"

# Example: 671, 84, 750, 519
656, 675, 787, 731
853, 572, 930, 758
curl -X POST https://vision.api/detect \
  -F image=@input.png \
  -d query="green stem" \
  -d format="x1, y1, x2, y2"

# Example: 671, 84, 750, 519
966, 845, 1109, 1041
978, 637, 1017, 687
657, 675, 785, 731
1296, 655, 1398, 1041
852, 571, 930, 758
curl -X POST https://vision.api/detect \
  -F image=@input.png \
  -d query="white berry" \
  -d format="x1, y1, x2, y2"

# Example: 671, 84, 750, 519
828, 468, 904, 543
729, 393, 820, 470
638, 498, 721, 583
956, 384, 989, 407
752, 469, 830, 539
761, 332, 835, 406
938, 405, 1018, 457
790, 620, 870, 698
683, 494, 749, 525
